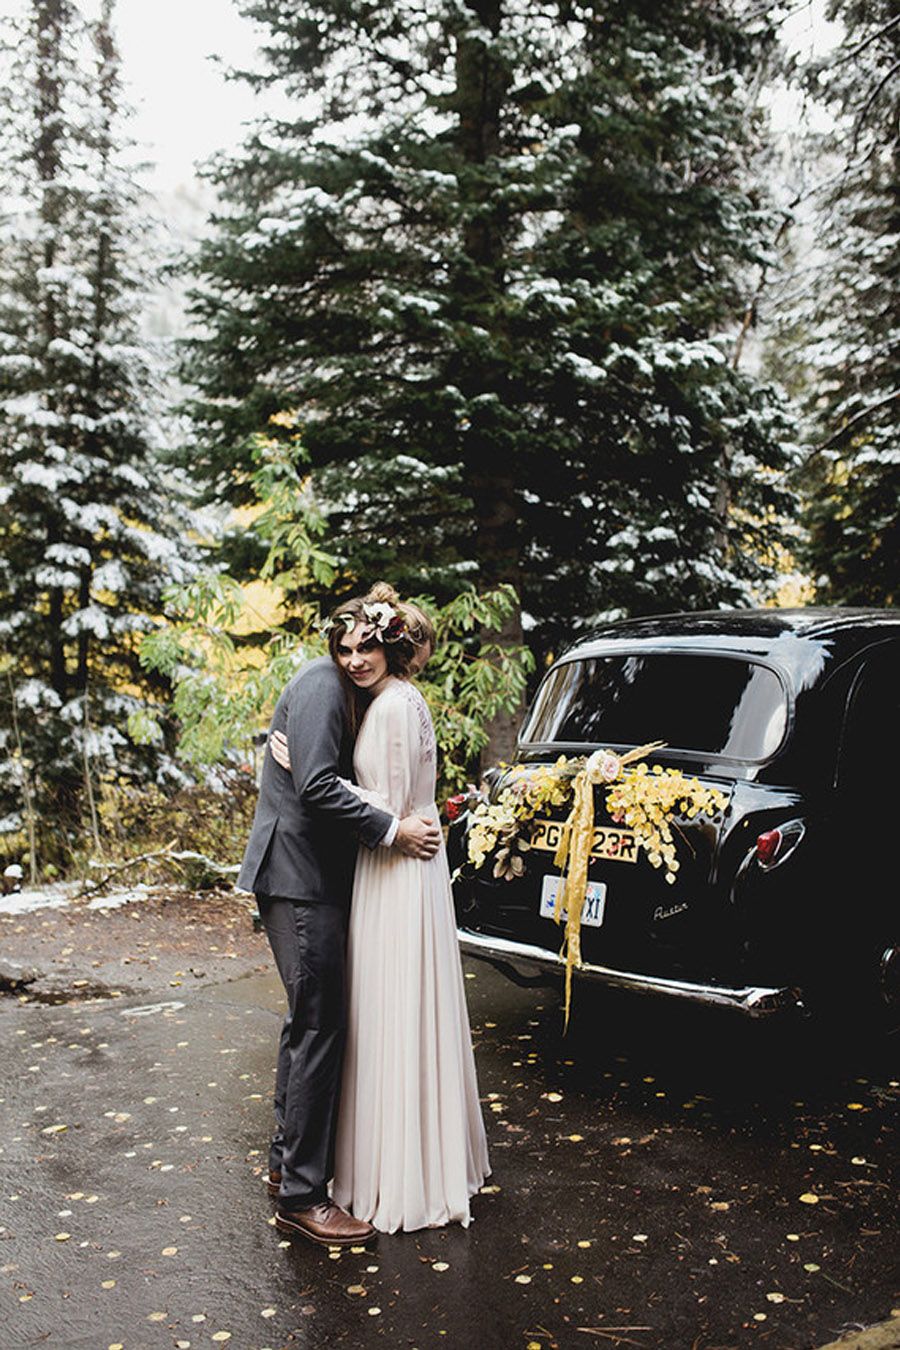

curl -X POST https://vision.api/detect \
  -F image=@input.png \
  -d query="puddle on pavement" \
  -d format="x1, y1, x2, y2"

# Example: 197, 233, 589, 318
0, 971, 130, 1005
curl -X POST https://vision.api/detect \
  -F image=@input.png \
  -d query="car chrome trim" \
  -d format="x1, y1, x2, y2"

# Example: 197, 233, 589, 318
457, 927, 803, 1016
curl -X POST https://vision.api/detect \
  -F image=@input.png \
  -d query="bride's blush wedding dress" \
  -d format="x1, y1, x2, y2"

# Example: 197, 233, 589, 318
331, 677, 491, 1233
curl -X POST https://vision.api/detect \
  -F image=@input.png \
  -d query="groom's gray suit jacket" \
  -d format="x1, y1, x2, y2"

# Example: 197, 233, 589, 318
237, 657, 393, 903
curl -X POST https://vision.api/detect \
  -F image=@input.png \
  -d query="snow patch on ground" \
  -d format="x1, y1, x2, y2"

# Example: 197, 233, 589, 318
0, 882, 155, 916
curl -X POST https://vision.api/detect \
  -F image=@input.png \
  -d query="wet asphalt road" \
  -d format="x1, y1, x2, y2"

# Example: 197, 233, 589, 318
1, 946, 897, 1350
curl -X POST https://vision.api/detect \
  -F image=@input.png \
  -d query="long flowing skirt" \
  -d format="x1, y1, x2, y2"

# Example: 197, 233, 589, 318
332, 845, 491, 1233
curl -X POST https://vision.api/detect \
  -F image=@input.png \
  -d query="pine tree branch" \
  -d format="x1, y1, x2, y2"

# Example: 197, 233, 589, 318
850, 59, 900, 152
805, 390, 900, 461
832, 14, 900, 67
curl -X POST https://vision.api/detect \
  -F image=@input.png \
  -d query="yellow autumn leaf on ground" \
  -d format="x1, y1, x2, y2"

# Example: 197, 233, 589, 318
799, 1193, 819, 1204
54, 1232, 71, 1241
432, 1261, 449, 1271
766, 1292, 785, 1303
515, 1274, 532, 1284
846, 1102, 864, 1110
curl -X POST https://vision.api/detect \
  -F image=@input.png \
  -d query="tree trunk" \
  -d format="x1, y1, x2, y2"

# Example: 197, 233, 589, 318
454, 0, 525, 765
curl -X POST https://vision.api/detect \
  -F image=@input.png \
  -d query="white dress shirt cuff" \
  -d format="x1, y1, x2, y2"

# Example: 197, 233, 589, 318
381, 817, 400, 848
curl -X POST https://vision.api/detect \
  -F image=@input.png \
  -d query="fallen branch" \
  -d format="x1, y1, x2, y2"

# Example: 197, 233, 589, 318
75, 845, 239, 899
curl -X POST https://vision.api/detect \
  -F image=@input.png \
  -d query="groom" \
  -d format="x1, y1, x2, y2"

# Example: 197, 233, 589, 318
237, 652, 441, 1246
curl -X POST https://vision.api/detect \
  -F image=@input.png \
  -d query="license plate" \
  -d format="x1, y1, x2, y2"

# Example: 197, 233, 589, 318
539, 875, 607, 928
530, 818, 638, 864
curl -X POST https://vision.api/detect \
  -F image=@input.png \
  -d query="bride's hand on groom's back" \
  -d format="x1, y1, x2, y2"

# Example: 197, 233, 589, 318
395, 814, 441, 860
269, 729, 291, 770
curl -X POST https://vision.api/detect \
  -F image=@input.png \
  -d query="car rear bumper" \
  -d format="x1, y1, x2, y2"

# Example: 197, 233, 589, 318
457, 927, 804, 1017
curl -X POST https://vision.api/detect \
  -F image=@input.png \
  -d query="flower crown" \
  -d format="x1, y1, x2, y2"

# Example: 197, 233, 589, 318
321, 600, 408, 643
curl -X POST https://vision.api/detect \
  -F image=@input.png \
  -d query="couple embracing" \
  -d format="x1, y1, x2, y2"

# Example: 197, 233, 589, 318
237, 582, 491, 1243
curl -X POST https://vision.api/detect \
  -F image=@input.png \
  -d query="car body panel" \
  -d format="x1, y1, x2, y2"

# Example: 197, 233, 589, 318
450, 609, 899, 1018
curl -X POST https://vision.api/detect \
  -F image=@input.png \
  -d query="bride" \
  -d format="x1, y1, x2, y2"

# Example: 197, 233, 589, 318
272, 583, 490, 1232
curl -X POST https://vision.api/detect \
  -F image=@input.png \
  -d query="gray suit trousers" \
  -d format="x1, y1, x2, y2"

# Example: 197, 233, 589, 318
258, 895, 347, 1210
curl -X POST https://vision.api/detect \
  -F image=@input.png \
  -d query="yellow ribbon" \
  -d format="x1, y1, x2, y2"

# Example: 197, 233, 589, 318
552, 742, 665, 1029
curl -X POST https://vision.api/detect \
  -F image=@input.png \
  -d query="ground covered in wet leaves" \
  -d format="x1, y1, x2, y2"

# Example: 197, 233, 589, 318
0, 887, 897, 1349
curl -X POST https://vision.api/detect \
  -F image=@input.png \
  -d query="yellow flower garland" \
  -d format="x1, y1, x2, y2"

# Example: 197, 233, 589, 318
464, 744, 729, 1027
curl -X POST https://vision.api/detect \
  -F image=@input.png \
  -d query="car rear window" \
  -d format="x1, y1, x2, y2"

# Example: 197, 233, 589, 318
519, 653, 787, 761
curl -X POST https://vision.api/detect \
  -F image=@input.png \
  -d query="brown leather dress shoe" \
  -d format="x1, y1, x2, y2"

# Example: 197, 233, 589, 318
275, 1199, 376, 1247
266, 1170, 281, 1198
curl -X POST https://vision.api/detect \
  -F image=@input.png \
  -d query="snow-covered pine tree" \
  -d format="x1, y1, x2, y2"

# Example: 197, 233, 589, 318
185, 0, 797, 758
0, 0, 190, 866
799, 0, 899, 605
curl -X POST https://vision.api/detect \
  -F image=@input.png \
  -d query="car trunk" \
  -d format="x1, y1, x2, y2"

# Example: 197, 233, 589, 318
467, 767, 737, 983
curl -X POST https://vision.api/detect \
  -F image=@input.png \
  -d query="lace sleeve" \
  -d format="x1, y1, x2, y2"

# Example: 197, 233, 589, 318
406, 683, 436, 764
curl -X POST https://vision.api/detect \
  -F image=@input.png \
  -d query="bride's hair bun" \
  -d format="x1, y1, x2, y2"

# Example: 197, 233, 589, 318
367, 580, 400, 605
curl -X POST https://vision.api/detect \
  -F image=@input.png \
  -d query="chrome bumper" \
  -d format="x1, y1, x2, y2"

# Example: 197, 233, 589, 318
457, 927, 804, 1017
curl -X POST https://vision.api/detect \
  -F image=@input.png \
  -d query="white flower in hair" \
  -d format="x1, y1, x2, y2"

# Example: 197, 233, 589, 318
363, 601, 395, 631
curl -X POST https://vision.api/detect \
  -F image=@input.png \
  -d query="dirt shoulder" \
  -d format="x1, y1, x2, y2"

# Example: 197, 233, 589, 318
0, 884, 270, 1004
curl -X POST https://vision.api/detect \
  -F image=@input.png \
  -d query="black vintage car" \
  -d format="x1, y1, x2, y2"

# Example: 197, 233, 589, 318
449, 609, 899, 1024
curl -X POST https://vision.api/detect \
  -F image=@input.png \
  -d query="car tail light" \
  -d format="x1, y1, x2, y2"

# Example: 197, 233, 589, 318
756, 829, 783, 866
754, 819, 805, 870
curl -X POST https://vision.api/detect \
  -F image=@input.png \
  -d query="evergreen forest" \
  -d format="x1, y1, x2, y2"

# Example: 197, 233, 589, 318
0, 0, 896, 880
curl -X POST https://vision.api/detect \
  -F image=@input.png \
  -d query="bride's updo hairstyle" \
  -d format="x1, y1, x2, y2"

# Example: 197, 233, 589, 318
325, 581, 436, 679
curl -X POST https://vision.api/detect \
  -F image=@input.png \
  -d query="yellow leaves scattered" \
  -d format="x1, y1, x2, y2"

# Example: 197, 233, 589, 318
260, 1307, 276, 1318
432, 1262, 449, 1272
710, 1201, 730, 1212
846, 1102, 865, 1111
101, 1280, 116, 1289
570, 1275, 584, 1284
543, 1092, 563, 1103
798, 1193, 819, 1205
211, 1334, 232, 1343
514, 1274, 532, 1284
41, 1123, 67, 1135
766, 1292, 785, 1304
368, 1307, 381, 1316
161, 1246, 178, 1257
54, 1232, 71, 1242
346, 1285, 366, 1296
567, 1134, 584, 1142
